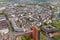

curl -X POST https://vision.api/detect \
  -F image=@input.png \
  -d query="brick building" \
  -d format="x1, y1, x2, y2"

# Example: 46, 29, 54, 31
32, 25, 40, 40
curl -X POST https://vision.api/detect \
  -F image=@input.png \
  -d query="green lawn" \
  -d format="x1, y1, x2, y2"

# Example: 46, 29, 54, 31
51, 20, 60, 30
54, 35, 60, 40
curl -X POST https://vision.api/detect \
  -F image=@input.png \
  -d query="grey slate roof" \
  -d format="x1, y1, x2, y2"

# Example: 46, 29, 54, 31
42, 25, 58, 33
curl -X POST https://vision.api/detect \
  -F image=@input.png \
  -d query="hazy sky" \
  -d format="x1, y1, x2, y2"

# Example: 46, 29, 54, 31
0, 0, 60, 2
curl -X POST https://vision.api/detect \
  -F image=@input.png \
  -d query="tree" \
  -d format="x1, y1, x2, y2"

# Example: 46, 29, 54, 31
21, 35, 32, 40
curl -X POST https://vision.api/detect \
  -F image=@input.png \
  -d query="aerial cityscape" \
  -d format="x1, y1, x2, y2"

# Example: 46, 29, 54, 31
0, 0, 60, 40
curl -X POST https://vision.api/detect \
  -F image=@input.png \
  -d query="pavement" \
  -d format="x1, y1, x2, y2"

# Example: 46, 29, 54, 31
46, 36, 54, 40
0, 36, 3, 40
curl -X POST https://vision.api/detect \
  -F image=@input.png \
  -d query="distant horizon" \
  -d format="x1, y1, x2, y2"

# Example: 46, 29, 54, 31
0, 0, 60, 3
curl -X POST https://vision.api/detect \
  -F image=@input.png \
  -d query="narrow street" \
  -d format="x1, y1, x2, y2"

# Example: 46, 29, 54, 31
46, 36, 54, 40
0, 36, 3, 40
